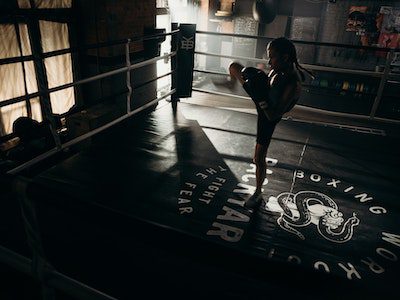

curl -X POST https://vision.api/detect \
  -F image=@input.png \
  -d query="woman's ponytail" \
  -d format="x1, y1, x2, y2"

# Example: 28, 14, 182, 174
294, 60, 315, 81
268, 37, 315, 82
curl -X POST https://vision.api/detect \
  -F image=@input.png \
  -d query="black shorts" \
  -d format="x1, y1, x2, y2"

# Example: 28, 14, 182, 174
256, 105, 280, 147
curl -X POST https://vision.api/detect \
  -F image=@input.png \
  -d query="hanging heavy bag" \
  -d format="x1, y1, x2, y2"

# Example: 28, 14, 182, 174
252, 0, 276, 24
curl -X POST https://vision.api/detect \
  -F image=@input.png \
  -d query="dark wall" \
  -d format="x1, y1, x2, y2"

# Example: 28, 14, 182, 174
234, 0, 253, 15
255, 0, 324, 62
74, 0, 158, 110
293, 0, 323, 17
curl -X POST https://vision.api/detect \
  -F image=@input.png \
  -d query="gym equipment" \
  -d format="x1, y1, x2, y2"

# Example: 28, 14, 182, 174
320, 79, 329, 88
360, 83, 364, 93
252, 0, 276, 24
311, 78, 320, 87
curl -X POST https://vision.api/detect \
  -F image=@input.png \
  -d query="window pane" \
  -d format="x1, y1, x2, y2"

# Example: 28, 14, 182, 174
44, 54, 75, 114
19, 24, 32, 56
156, 0, 168, 8
44, 54, 73, 89
24, 61, 38, 94
39, 21, 70, 53
0, 24, 20, 59
35, 0, 72, 9
49, 87, 74, 114
0, 101, 27, 136
17, 0, 31, 8
30, 97, 43, 122
0, 63, 25, 101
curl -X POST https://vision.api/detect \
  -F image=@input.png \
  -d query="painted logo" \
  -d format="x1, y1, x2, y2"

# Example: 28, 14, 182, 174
266, 191, 360, 243
177, 162, 400, 282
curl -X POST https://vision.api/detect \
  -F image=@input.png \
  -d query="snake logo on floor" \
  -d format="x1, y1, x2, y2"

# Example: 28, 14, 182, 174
266, 191, 360, 243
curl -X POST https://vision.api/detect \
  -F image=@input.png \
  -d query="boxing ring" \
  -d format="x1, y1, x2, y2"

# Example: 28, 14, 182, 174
193, 30, 399, 121
1, 25, 400, 299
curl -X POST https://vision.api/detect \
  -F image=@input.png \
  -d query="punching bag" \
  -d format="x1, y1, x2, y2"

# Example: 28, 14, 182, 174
252, 0, 276, 24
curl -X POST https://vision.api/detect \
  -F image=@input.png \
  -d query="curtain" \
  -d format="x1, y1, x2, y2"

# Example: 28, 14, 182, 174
0, 23, 38, 135
35, 0, 72, 9
0, 102, 28, 136
0, 11, 75, 136
0, 24, 20, 58
40, 21, 75, 114
30, 97, 43, 122
45, 54, 75, 114
19, 24, 32, 56
17, 0, 31, 8
18, 0, 73, 9
39, 20, 70, 52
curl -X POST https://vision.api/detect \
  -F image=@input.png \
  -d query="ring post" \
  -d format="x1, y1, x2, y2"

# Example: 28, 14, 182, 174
125, 39, 133, 113
171, 23, 179, 103
370, 49, 394, 119
176, 23, 196, 98
14, 177, 56, 299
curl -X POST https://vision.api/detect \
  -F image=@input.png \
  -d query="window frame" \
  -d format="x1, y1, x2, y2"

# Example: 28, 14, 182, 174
0, 0, 78, 142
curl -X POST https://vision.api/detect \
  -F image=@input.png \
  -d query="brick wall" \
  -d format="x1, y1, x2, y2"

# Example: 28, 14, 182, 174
78, 0, 156, 57
74, 0, 158, 108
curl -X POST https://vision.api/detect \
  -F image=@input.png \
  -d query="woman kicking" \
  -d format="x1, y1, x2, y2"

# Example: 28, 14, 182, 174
229, 37, 313, 209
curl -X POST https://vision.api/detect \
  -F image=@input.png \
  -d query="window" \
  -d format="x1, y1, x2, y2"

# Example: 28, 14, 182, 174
156, 0, 169, 8
0, 23, 39, 135
0, 1, 75, 137
40, 20, 75, 114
